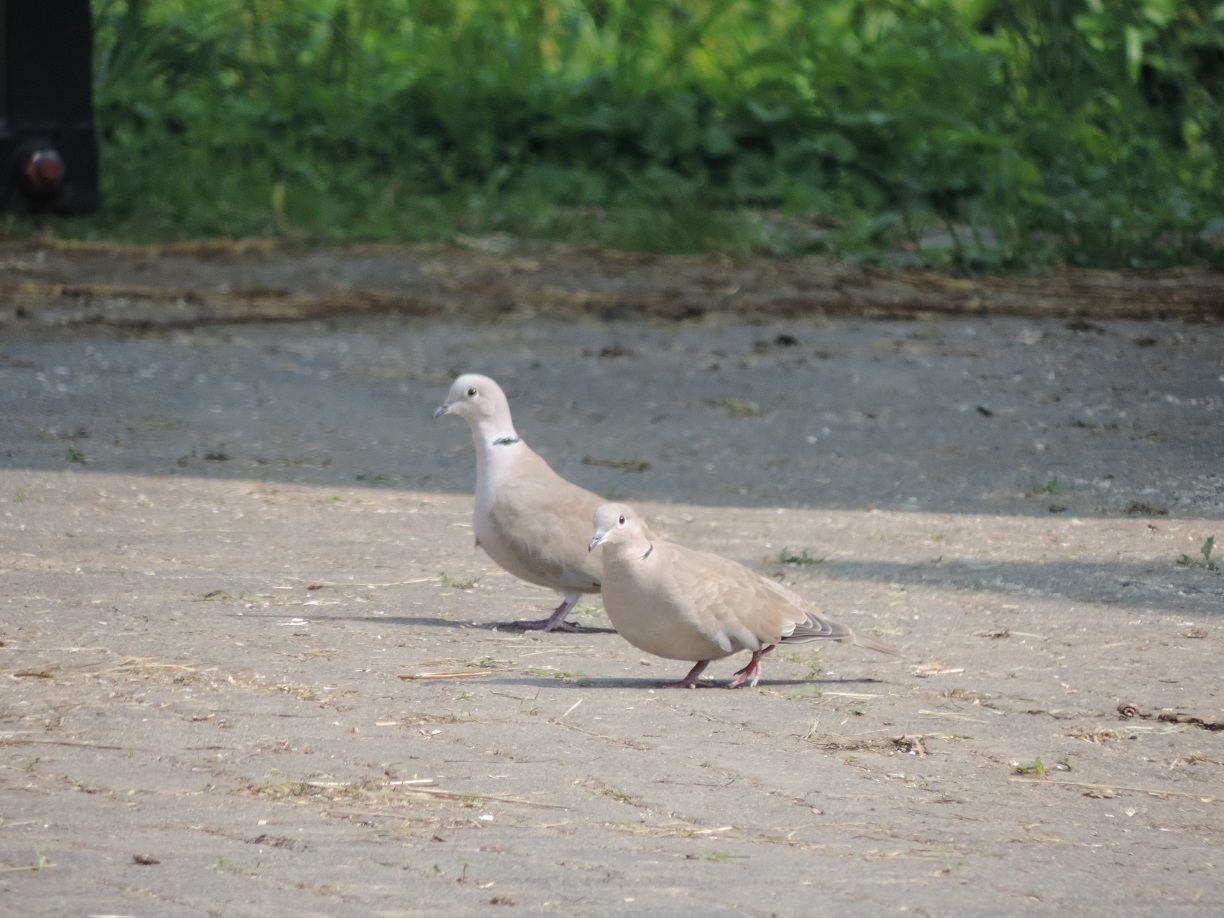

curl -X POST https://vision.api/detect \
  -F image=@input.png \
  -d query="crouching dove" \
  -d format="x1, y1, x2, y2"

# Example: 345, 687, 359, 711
434, 373, 611, 632
589, 503, 902, 687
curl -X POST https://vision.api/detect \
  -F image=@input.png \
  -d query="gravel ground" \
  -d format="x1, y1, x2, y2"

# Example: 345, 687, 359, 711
1, 245, 1222, 916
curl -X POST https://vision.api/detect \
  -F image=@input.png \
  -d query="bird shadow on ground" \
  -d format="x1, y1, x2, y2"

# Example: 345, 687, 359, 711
489, 674, 890, 691
488, 621, 618, 635
320, 613, 618, 634
272, 612, 469, 630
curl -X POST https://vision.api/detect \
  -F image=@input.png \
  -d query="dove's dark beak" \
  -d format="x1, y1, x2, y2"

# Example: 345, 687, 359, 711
431, 402, 451, 420
588, 530, 608, 552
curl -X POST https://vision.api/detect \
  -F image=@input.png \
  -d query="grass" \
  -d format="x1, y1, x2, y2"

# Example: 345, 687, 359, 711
12, 0, 1218, 270
527, 667, 584, 681
777, 547, 826, 566
777, 649, 824, 684
1013, 758, 1046, 776
786, 685, 824, 700
438, 572, 480, 590
937, 852, 967, 874
1177, 535, 1219, 571
466, 657, 511, 670
0, 850, 52, 873
707, 398, 761, 418
213, 855, 249, 874
688, 851, 750, 861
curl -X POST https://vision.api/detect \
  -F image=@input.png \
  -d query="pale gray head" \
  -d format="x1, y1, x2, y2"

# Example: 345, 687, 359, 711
588, 502, 648, 553
432, 373, 515, 434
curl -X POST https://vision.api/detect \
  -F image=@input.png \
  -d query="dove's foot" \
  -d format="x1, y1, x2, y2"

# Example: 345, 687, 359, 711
510, 595, 582, 632
661, 660, 712, 688
726, 646, 775, 689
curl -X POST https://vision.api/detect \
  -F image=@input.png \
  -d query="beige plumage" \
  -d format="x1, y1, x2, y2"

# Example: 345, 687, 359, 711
433, 373, 608, 631
589, 503, 901, 687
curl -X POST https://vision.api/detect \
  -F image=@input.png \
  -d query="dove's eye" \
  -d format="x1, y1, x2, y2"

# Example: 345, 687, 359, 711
466, 387, 478, 397
618, 515, 626, 525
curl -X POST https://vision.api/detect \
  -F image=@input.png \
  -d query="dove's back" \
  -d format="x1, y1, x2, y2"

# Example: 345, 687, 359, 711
475, 442, 603, 595
600, 537, 809, 661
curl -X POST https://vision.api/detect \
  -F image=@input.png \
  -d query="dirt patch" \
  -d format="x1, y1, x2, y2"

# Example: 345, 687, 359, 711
2, 238, 1223, 334
1, 243, 1222, 915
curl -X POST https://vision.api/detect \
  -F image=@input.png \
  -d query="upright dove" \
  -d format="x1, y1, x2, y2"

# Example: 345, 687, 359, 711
588, 503, 901, 687
433, 373, 609, 631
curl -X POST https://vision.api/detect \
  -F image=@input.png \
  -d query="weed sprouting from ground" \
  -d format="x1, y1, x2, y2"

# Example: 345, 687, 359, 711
0, 850, 53, 873
1028, 478, 1063, 496
777, 548, 826, 566
1177, 536, 1219, 572
438, 572, 480, 590
213, 856, 249, 874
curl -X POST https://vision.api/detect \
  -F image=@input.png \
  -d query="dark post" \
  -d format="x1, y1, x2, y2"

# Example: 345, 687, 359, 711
0, 0, 100, 213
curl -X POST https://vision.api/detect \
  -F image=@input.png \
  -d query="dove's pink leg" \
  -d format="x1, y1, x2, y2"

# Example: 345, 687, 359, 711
662, 660, 711, 688
726, 645, 776, 689
514, 593, 582, 632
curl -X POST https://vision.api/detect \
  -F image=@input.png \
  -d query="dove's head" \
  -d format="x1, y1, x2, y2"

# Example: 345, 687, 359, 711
433, 373, 514, 432
589, 502, 647, 553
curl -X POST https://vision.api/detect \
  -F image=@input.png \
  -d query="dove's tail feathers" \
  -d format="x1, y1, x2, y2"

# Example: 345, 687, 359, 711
784, 611, 906, 658
850, 632, 906, 657
785, 614, 856, 644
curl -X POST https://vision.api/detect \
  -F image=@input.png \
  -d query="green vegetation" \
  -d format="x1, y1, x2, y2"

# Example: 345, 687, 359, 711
527, 667, 583, 680
438, 571, 480, 589
212, 855, 249, 874
1177, 534, 1218, 571
30, 1, 1224, 267
1028, 478, 1063, 496
777, 547, 826, 565
938, 852, 968, 874
0, 850, 52, 873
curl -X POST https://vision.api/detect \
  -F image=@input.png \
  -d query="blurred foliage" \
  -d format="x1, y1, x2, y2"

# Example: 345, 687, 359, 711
66, 0, 1224, 266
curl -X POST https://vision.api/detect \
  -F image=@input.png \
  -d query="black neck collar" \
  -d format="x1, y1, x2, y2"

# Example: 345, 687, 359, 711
492, 435, 521, 446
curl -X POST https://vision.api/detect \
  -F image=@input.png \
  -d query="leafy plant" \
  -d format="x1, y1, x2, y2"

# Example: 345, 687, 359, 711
213, 855, 247, 874
438, 572, 480, 590
1177, 535, 1219, 571
937, 852, 967, 874
688, 850, 750, 861
19, 0, 1220, 269
777, 547, 826, 565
